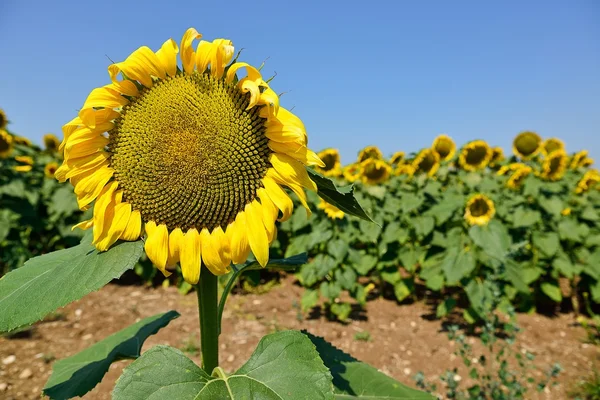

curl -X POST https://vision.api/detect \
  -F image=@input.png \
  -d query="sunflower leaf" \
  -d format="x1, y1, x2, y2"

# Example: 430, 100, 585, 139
43, 311, 179, 399
307, 168, 374, 223
0, 234, 144, 333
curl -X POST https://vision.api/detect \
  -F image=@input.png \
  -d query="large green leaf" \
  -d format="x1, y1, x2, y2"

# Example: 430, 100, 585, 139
538, 196, 563, 217
512, 207, 541, 228
44, 311, 179, 399
113, 330, 334, 399
532, 232, 560, 258
305, 332, 434, 399
541, 282, 562, 303
307, 168, 373, 222
442, 247, 476, 285
469, 220, 511, 261
0, 234, 144, 332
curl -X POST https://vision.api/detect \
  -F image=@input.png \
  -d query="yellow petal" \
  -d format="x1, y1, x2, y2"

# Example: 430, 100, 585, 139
239, 79, 260, 110
226, 62, 263, 84
180, 28, 201, 75
121, 209, 142, 241
210, 39, 234, 79
195, 40, 214, 74
73, 167, 114, 209
258, 87, 279, 117
95, 202, 131, 251
64, 136, 109, 160
269, 153, 317, 192
257, 188, 277, 241
268, 141, 324, 167
229, 214, 250, 265
72, 218, 93, 231
144, 221, 170, 274
245, 201, 269, 267
79, 87, 128, 127
92, 181, 118, 242
261, 176, 294, 222
180, 228, 201, 284
167, 228, 183, 267
201, 227, 231, 275
267, 169, 312, 217
156, 38, 179, 77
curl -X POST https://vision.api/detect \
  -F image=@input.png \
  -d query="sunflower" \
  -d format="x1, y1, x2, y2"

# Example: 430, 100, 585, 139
45, 162, 59, 178
389, 151, 405, 166
318, 199, 344, 220
43, 133, 61, 152
575, 170, 600, 193
489, 147, 505, 167
357, 145, 383, 163
512, 131, 542, 160
412, 148, 440, 177
395, 163, 415, 176
0, 129, 13, 158
464, 194, 495, 226
14, 155, 33, 172
458, 140, 492, 171
360, 159, 391, 185
432, 134, 456, 162
0, 109, 7, 130
579, 156, 594, 168
14, 136, 32, 146
342, 163, 362, 182
540, 150, 567, 181
315, 148, 342, 177
507, 165, 532, 189
561, 208, 571, 216
55, 28, 323, 284
497, 162, 527, 176
542, 138, 565, 156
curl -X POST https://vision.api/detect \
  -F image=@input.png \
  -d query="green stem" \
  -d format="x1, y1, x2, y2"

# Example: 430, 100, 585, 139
197, 265, 219, 374
217, 265, 242, 336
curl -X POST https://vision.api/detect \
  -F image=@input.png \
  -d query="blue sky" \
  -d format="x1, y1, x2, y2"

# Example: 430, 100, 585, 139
1, 0, 598, 164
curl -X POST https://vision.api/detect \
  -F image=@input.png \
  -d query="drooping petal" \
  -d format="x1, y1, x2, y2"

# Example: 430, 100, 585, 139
245, 200, 269, 267
96, 202, 131, 251
120, 209, 142, 241
261, 175, 294, 221
200, 227, 231, 275
144, 221, 170, 275
180, 228, 201, 284
180, 28, 201, 75
156, 38, 179, 77
229, 213, 250, 265
167, 228, 183, 267
268, 153, 317, 192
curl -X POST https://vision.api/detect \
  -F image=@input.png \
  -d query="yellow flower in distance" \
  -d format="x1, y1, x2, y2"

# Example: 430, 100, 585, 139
357, 145, 383, 163
45, 162, 59, 178
44, 134, 61, 152
389, 151, 405, 166
14, 136, 32, 146
316, 148, 342, 177
412, 148, 440, 177
540, 150, 567, 181
318, 199, 344, 220
14, 155, 33, 172
561, 208, 571, 216
542, 138, 565, 156
55, 28, 323, 284
0, 109, 7, 130
360, 159, 391, 185
497, 162, 527, 176
512, 131, 542, 160
343, 163, 362, 182
507, 165, 532, 189
458, 140, 492, 171
569, 150, 588, 169
489, 147, 505, 167
464, 194, 495, 226
395, 163, 415, 177
0, 129, 13, 158
432, 134, 456, 162
575, 169, 600, 193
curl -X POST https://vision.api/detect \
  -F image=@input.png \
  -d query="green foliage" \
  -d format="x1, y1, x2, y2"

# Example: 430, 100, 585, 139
43, 311, 179, 399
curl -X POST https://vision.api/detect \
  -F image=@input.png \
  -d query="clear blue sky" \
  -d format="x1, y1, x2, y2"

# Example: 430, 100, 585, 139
1, 0, 598, 164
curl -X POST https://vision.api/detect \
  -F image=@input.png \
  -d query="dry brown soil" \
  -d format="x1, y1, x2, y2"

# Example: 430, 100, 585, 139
0, 276, 598, 399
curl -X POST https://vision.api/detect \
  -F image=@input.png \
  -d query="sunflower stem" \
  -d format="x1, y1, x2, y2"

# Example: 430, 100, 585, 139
196, 265, 219, 374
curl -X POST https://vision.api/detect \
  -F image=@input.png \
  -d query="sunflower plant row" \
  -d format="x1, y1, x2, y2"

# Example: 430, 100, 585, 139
278, 132, 600, 321
0, 29, 432, 400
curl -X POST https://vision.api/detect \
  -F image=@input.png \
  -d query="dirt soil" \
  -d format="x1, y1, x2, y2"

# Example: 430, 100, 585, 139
0, 275, 598, 400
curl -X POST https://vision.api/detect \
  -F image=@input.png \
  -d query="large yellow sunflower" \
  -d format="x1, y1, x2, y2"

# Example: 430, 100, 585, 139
45, 162, 59, 179
540, 150, 567, 181
357, 145, 383, 163
458, 140, 492, 171
0, 129, 13, 158
14, 155, 33, 172
342, 163, 362, 182
541, 138, 564, 156
489, 146, 505, 167
431, 134, 456, 162
360, 159, 391, 185
412, 148, 440, 177
0, 109, 7, 130
318, 199, 344, 220
575, 170, 600, 193
55, 28, 323, 284
315, 148, 342, 177
464, 194, 495, 226
389, 151, 405, 166
512, 131, 542, 160
43, 133, 61, 152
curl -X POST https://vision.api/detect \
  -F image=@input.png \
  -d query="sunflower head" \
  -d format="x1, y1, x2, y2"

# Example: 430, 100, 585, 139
541, 150, 568, 181
569, 150, 588, 169
575, 169, 600, 193
512, 131, 542, 159
316, 148, 342, 177
360, 159, 391, 185
45, 162, 59, 179
389, 151, 405, 166
542, 138, 565, 156
342, 163, 362, 182
507, 165, 532, 189
464, 194, 495, 226
0, 109, 7, 130
458, 140, 492, 171
55, 27, 323, 285
14, 136, 32, 146
14, 155, 34, 172
489, 147, 505, 167
357, 145, 383, 163
412, 148, 440, 177
318, 199, 344, 220
432, 134, 456, 162
395, 163, 416, 177
0, 129, 13, 159
580, 157, 594, 168
43, 134, 61, 152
